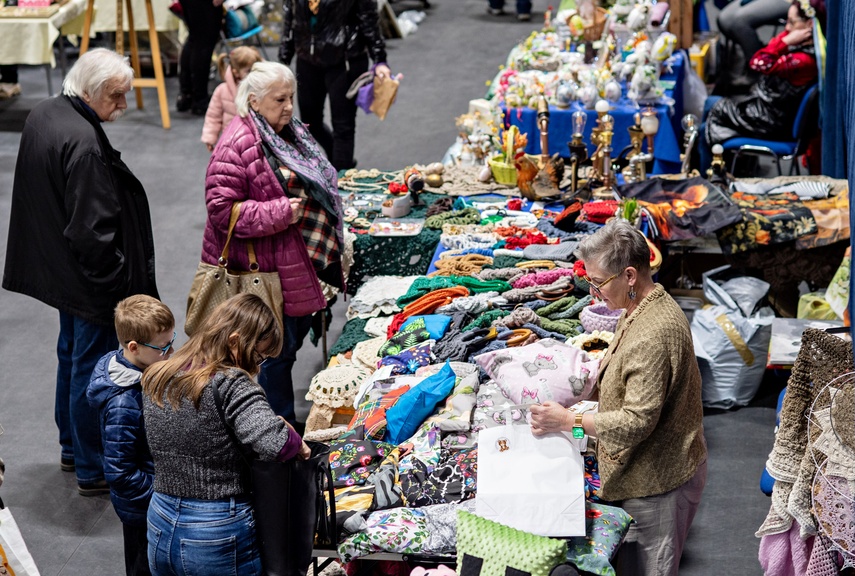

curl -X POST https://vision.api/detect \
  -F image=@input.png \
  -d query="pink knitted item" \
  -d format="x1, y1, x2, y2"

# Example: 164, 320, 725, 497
580, 302, 623, 333
511, 268, 574, 289
758, 522, 813, 576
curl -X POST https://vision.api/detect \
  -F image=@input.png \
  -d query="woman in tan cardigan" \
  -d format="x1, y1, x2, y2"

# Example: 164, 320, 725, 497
530, 219, 707, 576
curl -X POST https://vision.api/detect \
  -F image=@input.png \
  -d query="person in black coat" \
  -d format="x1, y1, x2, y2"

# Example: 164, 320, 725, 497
3, 48, 159, 497
278, 0, 391, 170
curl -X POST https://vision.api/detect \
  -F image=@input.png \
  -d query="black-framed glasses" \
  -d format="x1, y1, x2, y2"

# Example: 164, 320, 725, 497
583, 271, 621, 297
140, 331, 176, 356
254, 349, 269, 366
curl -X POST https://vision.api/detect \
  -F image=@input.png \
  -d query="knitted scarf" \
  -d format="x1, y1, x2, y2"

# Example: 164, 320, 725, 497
251, 110, 344, 250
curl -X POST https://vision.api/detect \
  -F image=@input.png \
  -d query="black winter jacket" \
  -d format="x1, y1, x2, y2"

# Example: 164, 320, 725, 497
3, 95, 158, 325
278, 0, 387, 68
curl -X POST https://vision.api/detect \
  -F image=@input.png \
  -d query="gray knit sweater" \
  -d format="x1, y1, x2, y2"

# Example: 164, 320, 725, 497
144, 369, 292, 499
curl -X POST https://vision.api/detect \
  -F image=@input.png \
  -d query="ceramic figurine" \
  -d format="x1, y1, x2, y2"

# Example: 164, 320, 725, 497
555, 81, 576, 108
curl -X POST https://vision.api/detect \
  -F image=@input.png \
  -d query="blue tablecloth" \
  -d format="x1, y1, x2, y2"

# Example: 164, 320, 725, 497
503, 52, 686, 175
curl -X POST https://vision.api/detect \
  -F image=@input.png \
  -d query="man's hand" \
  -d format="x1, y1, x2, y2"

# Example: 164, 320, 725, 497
288, 198, 302, 224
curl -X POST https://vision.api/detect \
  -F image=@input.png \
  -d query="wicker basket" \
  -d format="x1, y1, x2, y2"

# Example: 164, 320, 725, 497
489, 124, 520, 186
566, 7, 608, 43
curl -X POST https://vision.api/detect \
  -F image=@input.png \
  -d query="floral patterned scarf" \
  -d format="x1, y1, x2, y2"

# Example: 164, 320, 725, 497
250, 109, 344, 250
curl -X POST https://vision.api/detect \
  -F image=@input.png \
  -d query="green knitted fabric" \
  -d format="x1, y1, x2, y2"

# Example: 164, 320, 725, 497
424, 208, 481, 230
537, 296, 580, 318
462, 309, 509, 332
550, 295, 593, 319
538, 317, 583, 336
396, 276, 511, 307
487, 255, 528, 269
328, 318, 371, 359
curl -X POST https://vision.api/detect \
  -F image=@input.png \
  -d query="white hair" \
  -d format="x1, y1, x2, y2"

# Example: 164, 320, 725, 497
235, 61, 296, 117
62, 49, 134, 100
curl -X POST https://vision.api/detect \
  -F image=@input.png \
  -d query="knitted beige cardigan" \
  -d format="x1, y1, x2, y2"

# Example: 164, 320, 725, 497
593, 284, 707, 502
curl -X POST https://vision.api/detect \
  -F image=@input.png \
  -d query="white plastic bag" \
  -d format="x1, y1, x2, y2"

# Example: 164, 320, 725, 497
476, 422, 585, 537
0, 505, 41, 576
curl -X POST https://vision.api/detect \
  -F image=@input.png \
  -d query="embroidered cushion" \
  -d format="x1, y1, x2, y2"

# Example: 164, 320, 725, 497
385, 361, 457, 445
566, 503, 633, 576
474, 339, 598, 407
456, 509, 567, 576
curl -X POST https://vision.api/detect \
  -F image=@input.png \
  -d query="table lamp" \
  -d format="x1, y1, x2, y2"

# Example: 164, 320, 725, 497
680, 113, 699, 175
567, 110, 589, 196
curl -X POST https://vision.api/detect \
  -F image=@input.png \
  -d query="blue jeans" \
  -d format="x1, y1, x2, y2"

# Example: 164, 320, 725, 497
147, 492, 261, 576
699, 95, 723, 174
257, 314, 312, 424
488, 0, 531, 14
56, 311, 117, 483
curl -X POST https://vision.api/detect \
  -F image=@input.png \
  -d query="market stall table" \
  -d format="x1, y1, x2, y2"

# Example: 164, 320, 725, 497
0, 0, 87, 92
503, 52, 686, 175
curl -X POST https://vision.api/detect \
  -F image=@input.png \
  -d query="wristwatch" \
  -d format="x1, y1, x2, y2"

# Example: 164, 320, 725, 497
572, 412, 585, 439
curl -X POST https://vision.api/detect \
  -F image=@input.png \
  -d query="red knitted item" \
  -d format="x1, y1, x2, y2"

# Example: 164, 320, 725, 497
581, 200, 619, 224
504, 231, 547, 250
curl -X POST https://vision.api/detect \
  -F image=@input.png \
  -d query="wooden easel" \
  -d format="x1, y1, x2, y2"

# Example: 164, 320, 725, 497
79, 0, 171, 129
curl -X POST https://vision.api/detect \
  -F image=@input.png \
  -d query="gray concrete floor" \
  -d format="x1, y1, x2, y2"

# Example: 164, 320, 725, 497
0, 1, 775, 574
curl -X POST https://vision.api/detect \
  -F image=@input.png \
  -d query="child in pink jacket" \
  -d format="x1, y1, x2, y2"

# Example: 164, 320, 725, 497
201, 47, 263, 152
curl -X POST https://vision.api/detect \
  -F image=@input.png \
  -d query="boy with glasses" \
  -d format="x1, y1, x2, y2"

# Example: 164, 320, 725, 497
87, 295, 175, 576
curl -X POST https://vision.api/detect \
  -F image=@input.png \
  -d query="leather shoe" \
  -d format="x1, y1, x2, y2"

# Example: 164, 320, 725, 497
176, 93, 192, 112
60, 457, 75, 472
78, 479, 110, 497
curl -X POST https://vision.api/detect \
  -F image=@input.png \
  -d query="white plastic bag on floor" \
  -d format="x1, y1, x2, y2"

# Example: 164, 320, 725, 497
0, 505, 41, 576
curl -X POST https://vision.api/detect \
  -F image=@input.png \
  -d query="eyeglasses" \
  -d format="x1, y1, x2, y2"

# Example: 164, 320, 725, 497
583, 271, 621, 297
140, 331, 176, 356
254, 349, 269, 366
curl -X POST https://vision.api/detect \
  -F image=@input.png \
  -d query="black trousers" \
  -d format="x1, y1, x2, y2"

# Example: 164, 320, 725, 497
0, 65, 18, 83
123, 522, 151, 576
295, 54, 368, 171
178, 0, 222, 106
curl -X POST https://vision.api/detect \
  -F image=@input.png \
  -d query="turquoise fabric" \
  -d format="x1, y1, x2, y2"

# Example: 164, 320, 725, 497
400, 314, 452, 340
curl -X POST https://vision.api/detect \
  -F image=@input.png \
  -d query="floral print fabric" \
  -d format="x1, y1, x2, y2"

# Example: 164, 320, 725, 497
379, 318, 432, 357
378, 341, 433, 375
717, 191, 818, 254
565, 502, 634, 576
329, 439, 395, 487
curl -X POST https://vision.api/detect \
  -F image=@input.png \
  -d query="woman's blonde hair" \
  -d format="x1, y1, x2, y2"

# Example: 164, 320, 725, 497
142, 293, 283, 409
217, 46, 263, 81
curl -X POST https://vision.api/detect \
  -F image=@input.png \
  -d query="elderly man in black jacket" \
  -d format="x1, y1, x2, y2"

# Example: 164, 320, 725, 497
3, 48, 159, 497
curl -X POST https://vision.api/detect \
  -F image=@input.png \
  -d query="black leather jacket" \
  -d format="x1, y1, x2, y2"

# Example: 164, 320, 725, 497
278, 0, 387, 68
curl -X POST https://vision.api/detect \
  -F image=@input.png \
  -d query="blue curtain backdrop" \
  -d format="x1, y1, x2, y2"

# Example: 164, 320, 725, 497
820, 0, 854, 342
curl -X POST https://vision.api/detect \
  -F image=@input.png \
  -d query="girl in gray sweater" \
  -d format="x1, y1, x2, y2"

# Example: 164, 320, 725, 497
142, 293, 310, 576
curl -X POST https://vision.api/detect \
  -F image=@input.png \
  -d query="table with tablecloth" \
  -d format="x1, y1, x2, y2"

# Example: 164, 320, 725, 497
502, 51, 686, 175
0, 0, 87, 67
88, 0, 180, 32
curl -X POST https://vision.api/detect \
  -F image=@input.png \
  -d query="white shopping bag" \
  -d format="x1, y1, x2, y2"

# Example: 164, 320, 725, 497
476, 421, 585, 537
0, 505, 41, 576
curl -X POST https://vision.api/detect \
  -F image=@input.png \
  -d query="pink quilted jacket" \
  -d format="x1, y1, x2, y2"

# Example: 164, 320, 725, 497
202, 114, 326, 318
201, 67, 238, 147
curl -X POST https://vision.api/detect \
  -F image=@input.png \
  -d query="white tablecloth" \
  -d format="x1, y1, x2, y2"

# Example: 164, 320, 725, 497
90, 0, 181, 33
0, 0, 87, 66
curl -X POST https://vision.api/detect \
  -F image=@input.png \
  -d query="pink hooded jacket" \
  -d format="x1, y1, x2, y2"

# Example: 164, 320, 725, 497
202, 113, 326, 318
201, 67, 238, 148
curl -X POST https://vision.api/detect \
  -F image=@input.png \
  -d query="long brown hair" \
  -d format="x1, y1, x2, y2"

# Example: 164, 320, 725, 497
143, 293, 283, 409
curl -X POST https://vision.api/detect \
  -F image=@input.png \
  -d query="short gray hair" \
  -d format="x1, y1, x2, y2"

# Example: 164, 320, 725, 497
235, 61, 296, 117
63, 49, 134, 99
577, 219, 651, 275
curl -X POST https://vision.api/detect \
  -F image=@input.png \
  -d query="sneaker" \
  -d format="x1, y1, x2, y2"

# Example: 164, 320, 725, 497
60, 457, 75, 472
517, 12, 531, 21
0, 83, 22, 99
77, 479, 110, 497
487, 7, 505, 15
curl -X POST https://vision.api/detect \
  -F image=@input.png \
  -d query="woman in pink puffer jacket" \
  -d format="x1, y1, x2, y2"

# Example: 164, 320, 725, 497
203, 61, 344, 426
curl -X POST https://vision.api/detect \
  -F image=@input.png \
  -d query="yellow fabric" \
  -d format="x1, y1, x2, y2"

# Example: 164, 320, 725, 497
592, 285, 707, 502
797, 292, 839, 321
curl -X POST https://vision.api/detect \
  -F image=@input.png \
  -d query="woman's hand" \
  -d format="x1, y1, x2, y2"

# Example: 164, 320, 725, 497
529, 401, 572, 436
206, 143, 214, 153
288, 198, 302, 224
783, 27, 813, 47
374, 64, 392, 80
298, 440, 311, 460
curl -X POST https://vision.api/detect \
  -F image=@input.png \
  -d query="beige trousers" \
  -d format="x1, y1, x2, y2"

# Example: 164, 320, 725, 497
612, 460, 707, 576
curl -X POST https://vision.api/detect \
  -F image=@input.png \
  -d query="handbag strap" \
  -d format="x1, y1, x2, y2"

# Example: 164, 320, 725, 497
221, 202, 262, 272
219, 203, 243, 268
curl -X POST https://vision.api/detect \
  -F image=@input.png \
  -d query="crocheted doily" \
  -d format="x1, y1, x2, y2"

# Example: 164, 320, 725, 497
306, 364, 372, 408
812, 461, 855, 569
352, 336, 387, 371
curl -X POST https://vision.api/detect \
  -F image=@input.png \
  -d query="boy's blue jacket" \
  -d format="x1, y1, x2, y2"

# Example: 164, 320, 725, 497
87, 350, 154, 526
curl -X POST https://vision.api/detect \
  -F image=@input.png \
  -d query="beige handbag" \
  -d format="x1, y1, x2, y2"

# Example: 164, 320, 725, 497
184, 203, 284, 336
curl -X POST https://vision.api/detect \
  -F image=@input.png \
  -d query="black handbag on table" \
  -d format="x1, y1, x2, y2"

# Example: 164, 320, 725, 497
211, 380, 337, 576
